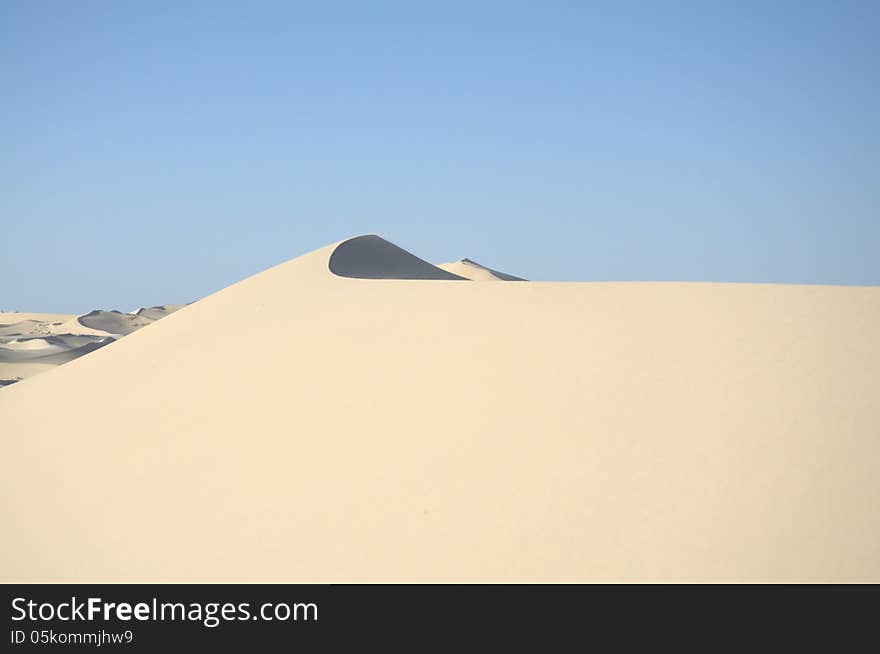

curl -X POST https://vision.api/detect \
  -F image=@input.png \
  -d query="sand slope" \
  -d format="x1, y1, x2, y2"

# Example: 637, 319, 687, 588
437, 257, 526, 280
1, 235, 878, 582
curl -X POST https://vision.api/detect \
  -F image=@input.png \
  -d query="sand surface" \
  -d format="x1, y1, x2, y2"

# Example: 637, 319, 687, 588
437, 258, 526, 280
1, 235, 878, 582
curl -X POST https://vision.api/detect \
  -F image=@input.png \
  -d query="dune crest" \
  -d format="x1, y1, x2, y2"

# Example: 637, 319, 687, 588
1, 235, 879, 582
77, 309, 154, 335
132, 304, 187, 321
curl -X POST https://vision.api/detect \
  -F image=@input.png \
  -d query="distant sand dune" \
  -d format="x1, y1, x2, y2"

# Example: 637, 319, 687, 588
77, 309, 154, 335
0, 334, 112, 358
0, 318, 67, 340
0, 305, 185, 386
0, 338, 115, 365
437, 258, 526, 281
0, 337, 68, 353
1, 236, 878, 582
132, 304, 187, 321
0, 312, 71, 324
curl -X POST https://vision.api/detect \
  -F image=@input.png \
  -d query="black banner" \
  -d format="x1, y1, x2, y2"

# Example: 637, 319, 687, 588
4, 584, 877, 648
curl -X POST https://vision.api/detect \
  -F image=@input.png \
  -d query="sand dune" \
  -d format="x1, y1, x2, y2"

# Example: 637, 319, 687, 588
77, 309, 155, 335
0, 337, 69, 353
1, 235, 878, 582
0, 305, 184, 386
132, 304, 187, 321
0, 312, 71, 325
0, 334, 113, 356
0, 317, 71, 340
437, 258, 526, 281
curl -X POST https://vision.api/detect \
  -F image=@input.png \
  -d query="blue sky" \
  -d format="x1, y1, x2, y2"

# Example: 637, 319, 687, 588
2, 1, 878, 312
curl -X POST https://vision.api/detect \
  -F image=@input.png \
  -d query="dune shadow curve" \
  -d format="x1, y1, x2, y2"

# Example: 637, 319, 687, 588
328, 235, 468, 280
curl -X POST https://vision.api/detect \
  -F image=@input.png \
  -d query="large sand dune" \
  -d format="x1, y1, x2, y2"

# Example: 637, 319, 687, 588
1, 235, 878, 582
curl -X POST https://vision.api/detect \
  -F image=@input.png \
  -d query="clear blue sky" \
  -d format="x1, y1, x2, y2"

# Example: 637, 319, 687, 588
2, 1, 878, 312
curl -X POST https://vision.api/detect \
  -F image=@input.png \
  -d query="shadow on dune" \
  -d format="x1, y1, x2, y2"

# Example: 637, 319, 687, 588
78, 310, 151, 335
0, 338, 115, 364
37, 339, 116, 364
329, 235, 468, 280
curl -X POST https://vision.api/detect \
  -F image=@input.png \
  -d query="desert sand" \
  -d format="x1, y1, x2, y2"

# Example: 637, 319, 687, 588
0, 305, 184, 386
1, 235, 878, 582
437, 257, 526, 280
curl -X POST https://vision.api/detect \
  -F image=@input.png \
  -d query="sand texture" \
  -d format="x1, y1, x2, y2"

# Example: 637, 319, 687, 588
437, 258, 526, 280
